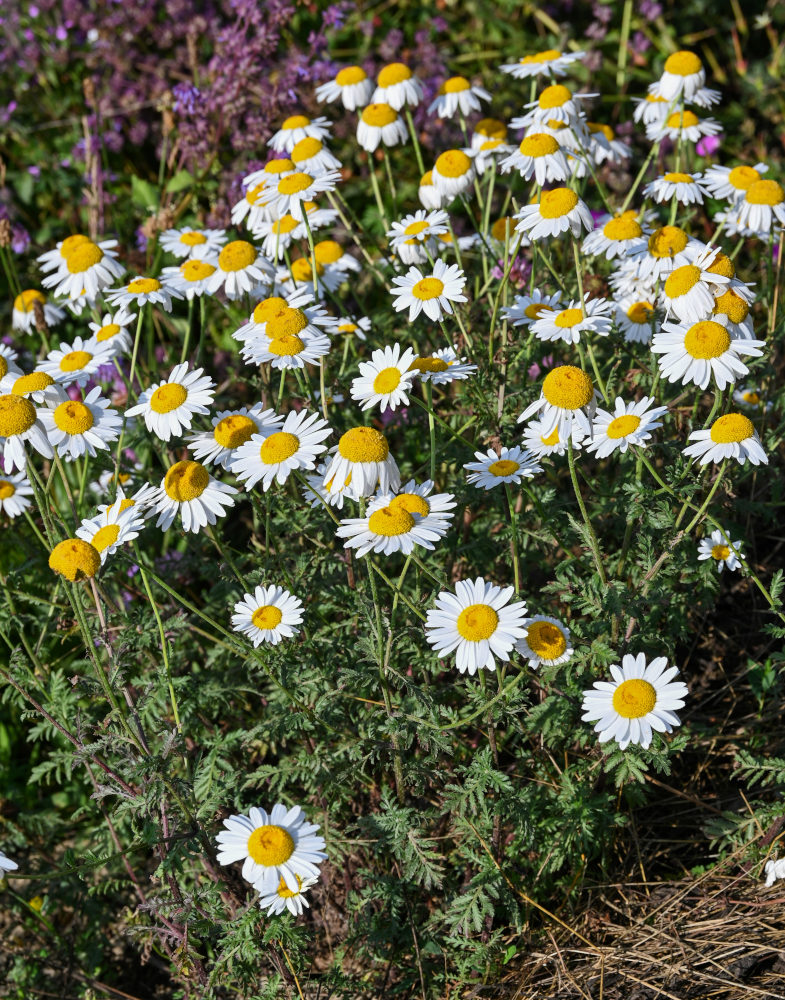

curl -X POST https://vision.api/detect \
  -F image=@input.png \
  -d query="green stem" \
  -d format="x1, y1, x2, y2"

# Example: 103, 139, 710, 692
505, 485, 522, 593
567, 441, 607, 585
136, 556, 181, 730
404, 108, 425, 176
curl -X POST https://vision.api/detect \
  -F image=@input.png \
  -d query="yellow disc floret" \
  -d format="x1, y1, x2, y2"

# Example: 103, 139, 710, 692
456, 603, 499, 641
214, 414, 257, 449
390, 493, 430, 517
178, 230, 207, 246
91, 524, 120, 553
727, 166, 760, 191
0, 394, 37, 437
12, 372, 55, 395
373, 367, 402, 394
164, 460, 209, 501
709, 413, 753, 444
664, 264, 701, 298
181, 259, 216, 282
745, 179, 784, 206
606, 414, 641, 439
368, 505, 415, 536
66, 243, 103, 273
150, 382, 188, 414
612, 678, 657, 718
712, 543, 731, 561
664, 50, 702, 76
53, 400, 94, 434
411, 277, 444, 300
266, 308, 308, 339
339, 426, 389, 463
252, 605, 284, 630
542, 366, 594, 409
277, 172, 313, 195
378, 63, 411, 87
554, 308, 583, 328
247, 824, 295, 866
488, 459, 520, 477
13, 289, 46, 313
538, 84, 571, 109
519, 133, 560, 157
604, 212, 643, 240
525, 620, 567, 659
218, 241, 257, 271
539, 187, 578, 219
335, 65, 366, 86
683, 321, 730, 359
648, 226, 688, 258
260, 432, 300, 464
126, 277, 161, 295
49, 538, 101, 581
434, 149, 472, 178
0, 480, 15, 499
59, 350, 92, 372
361, 103, 397, 127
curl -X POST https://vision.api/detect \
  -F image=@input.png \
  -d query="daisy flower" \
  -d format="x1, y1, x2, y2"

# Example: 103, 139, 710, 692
231, 585, 304, 647
106, 276, 181, 312
336, 316, 371, 341
502, 289, 563, 327
625, 225, 702, 282
697, 529, 743, 573
586, 123, 631, 166
582, 211, 649, 260
159, 227, 226, 259
235, 295, 335, 349
643, 171, 710, 206
531, 295, 612, 344
187, 405, 282, 470
499, 132, 570, 185
515, 187, 594, 240
301, 460, 360, 510
234, 160, 294, 228
388, 210, 449, 264
86, 309, 136, 356
312, 240, 358, 275
651, 50, 706, 101
418, 170, 443, 210
290, 136, 342, 175
647, 109, 721, 145
659, 251, 732, 324
254, 214, 308, 259
12, 289, 64, 333
376, 479, 456, 525
0, 850, 18, 875
471, 117, 508, 147
125, 363, 215, 442
149, 460, 237, 533
39, 336, 113, 387
218, 804, 326, 895
682, 412, 768, 466
518, 365, 597, 438
472, 137, 514, 176
267, 170, 342, 221
160, 258, 219, 300
614, 296, 658, 344
702, 163, 767, 202
258, 875, 318, 918
429, 76, 491, 118
431, 149, 476, 199
37, 232, 93, 273
356, 103, 408, 152
75, 498, 146, 564
48, 537, 101, 581
0, 393, 54, 471
0, 346, 21, 382
351, 344, 418, 414
243, 326, 332, 371
231, 410, 332, 491
408, 346, 477, 385
274, 257, 343, 299
732, 179, 785, 236
651, 320, 764, 391
316, 65, 373, 110
40, 388, 122, 461
390, 260, 467, 322
520, 417, 586, 458
0, 370, 64, 407
0, 470, 33, 518
518, 84, 595, 129
268, 114, 332, 153
43, 240, 124, 300
464, 445, 542, 490
336, 495, 450, 557
733, 385, 771, 411
631, 92, 671, 125
515, 615, 573, 668
500, 48, 585, 78
586, 396, 668, 458
424, 577, 528, 675
322, 425, 400, 498
372, 62, 423, 109
206, 241, 274, 299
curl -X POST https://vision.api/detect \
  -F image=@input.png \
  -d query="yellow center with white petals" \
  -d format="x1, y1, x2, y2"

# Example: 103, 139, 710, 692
540, 427, 560, 446
420, 171, 433, 187
53, 400, 94, 434
164, 460, 209, 501
538, 84, 571, 109
665, 50, 702, 75
522, 49, 561, 64
554, 308, 583, 328
435, 149, 472, 178
247, 824, 295, 866
272, 215, 299, 235
606, 414, 641, 439
378, 63, 411, 87
0, 394, 36, 436
282, 115, 309, 130
291, 258, 324, 282
267, 309, 308, 339
664, 264, 701, 298
335, 65, 366, 86
404, 220, 430, 237
410, 357, 449, 373
612, 678, 657, 718
265, 158, 295, 174
542, 366, 594, 409
373, 367, 402, 394
260, 432, 300, 464
60, 350, 92, 372
278, 172, 313, 195
648, 226, 688, 258
441, 76, 470, 94
539, 187, 578, 219
246, 183, 270, 207
268, 335, 306, 356
339, 426, 389, 462
95, 322, 121, 342
525, 303, 553, 320
252, 605, 284, 630
683, 321, 730, 359
361, 103, 397, 127
746, 179, 784, 206
519, 133, 560, 157
0, 481, 15, 499
475, 117, 507, 139
91, 524, 120, 553
314, 240, 343, 264
179, 231, 207, 246
663, 172, 693, 184
742, 390, 760, 405
411, 277, 444, 300
150, 382, 188, 413
711, 544, 730, 561
666, 110, 700, 129
710, 413, 753, 443
727, 166, 759, 191
49, 538, 101, 581
526, 620, 567, 659
627, 301, 654, 323
390, 493, 430, 517
66, 243, 102, 273
367, 505, 415, 536
214, 414, 256, 448
276, 874, 303, 898
14, 289, 45, 312
127, 277, 162, 295
181, 259, 216, 282
13, 372, 54, 394
253, 297, 289, 323
456, 603, 499, 641
218, 241, 257, 271
488, 459, 520, 476
604, 213, 643, 240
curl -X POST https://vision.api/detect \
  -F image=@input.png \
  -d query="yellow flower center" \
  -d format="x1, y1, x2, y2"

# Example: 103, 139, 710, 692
338, 322, 358, 333
663, 172, 693, 183
0, 394, 36, 436
540, 427, 560, 446
181, 259, 216, 282
267, 308, 308, 339
271, 215, 299, 235
214, 414, 257, 449
150, 382, 188, 414
118, 498, 135, 512
525, 302, 553, 320
627, 301, 654, 323
164, 460, 209, 501
247, 824, 295, 866
522, 48, 561, 64
420, 171, 433, 187
519, 133, 560, 157
542, 366, 594, 409
456, 603, 499, 641
276, 874, 303, 898
53, 400, 94, 434
178, 230, 207, 246
314, 240, 343, 265
291, 258, 324, 282
709, 412, 753, 444
434, 149, 472, 178
745, 179, 784, 206
60, 234, 90, 257
539, 187, 579, 219
606, 414, 641, 439
94, 322, 121, 342
683, 320, 730, 359
491, 217, 515, 240
475, 117, 507, 139
339, 426, 389, 463
727, 165, 760, 191
378, 62, 411, 87
367, 505, 415, 536
12, 372, 54, 394
14, 289, 45, 312
665, 110, 700, 129
612, 678, 657, 718
706, 253, 734, 278
59, 350, 92, 373
664, 264, 701, 298
253, 297, 289, 323
404, 220, 430, 237
252, 605, 284, 629
647, 226, 688, 258
66, 243, 103, 273
91, 524, 120, 553
441, 75, 471, 94
268, 335, 306, 356
48, 538, 101, 581
711, 543, 730, 561
526, 620, 567, 659
265, 157, 295, 174
282, 115, 310, 130
277, 172, 313, 195
127, 277, 162, 295
335, 65, 366, 86
260, 431, 300, 464
646, 95, 668, 105
409, 357, 449, 373
373, 367, 402, 394
664, 50, 702, 76
488, 459, 520, 476
603, 212, 643, 240
218, 241, 257, 271
539, 84, 571, 109
361, 103, 397, 127
245, 183, 270, 207
0, 480, 15, 499
0, 357, 6, 379
554, 307, 583, 329
741, 390, 761, 405
411, 277, 444, 300
389, 493, 430, 517
292, 138, 323, 166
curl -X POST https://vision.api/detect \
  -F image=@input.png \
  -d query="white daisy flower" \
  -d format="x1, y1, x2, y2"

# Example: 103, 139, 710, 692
586, 122, 631, 166
390, 260, 467, 322
0, 470, 33, 518
732, 179, 785, 236
702, 163, 767, 202
697, 529, 743, 573
647, 109, 721, 145
643, 171, 710, 206
517, 365, 597, 439
216, 803, 326, 892
0, 850, 18, 874
625, 225, 703, 282
268, 114, 332, 153
0, 345, 21, 383
651, 50, 706, 101
517, 84, 596, 130
125, 363, 215, 442
515, 187, 594, 240
431, 149, 476, 199
186, 405, 283, 470
231, 410, 332, 491
388, 210, 449, 264
531, 295, 612, 344
586, 396, 668, 458
253, 213, 308, 259
499, 131, 571, 185
301, 459, 360, 510
682, 412, 768, 466
336, 493, 450, 557
258, 875, 318, 917
42, 240, 124, 300
267, 170, 342, 221
75, 497, 146, 564
316, 65, 373, 110
418, 170, 443, 210
500, 48, 585, 79
96, 482, 159, 519
105, 276, 181, 312
424, 577, 529, 675
312, 239, 358, 275
356, 103, 408, 152
206, 240, 275, 300
40, 387, 122, 461
0, 370, 66, 407
614, 296, 658, 344
733, 385, 771, 411
336, 315, 371, 341
37, 232, 93, 273
464, 445, 542, 490
651, 319, 764, 391
160, 258, 219, 300
273, 257, 343, 299
631, 92, 672, 125
235, 295, 335, 350
0, 393, 54, 471
158, 227, 226, 259
429, 76, 491, 118
376, 479, 456, 525
408, 346, 477, 385
234, 160, 295, 229
582, 211, 650, 260
372, 62, 423, 109
582, 652, 688, 750
85, 309, 136, 355
515, 615, 574, 668
149, 460, 237, 533
472, 137, 515, 176
39, 336, 113, 387
243, 326, 332, 371
322, 425, 400, 498
520, 416, 586, 458
231, 585, 304, 647
471, 117, 508, 148
659, 250, 732, 323
351, 344, 418, 414
502, 289, 563, 328
290, 135, 342, 175
12, 289, 64, 333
